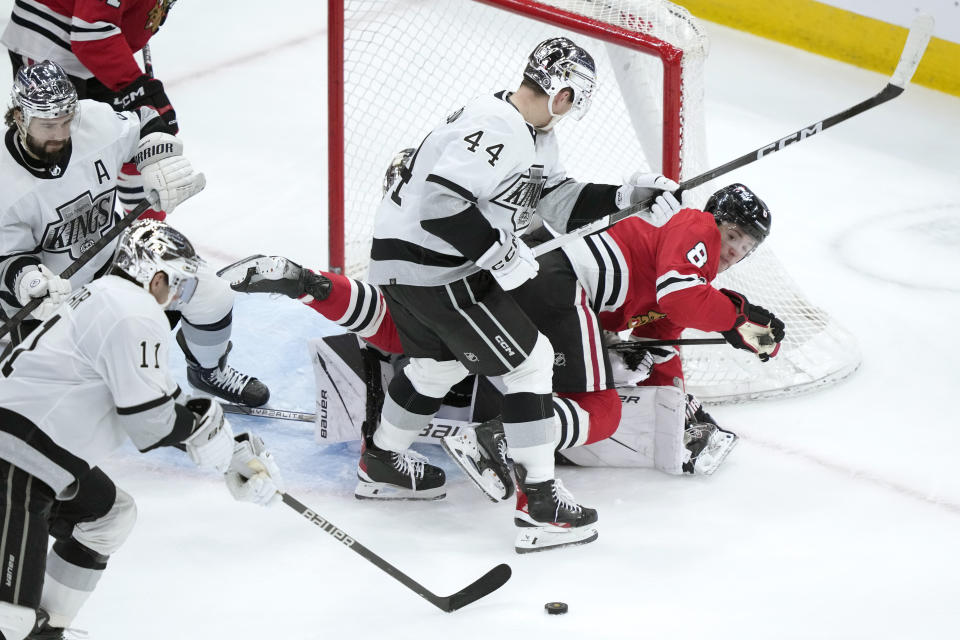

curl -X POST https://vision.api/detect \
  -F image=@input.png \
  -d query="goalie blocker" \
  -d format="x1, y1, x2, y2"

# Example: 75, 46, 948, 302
309, 334, 737, 478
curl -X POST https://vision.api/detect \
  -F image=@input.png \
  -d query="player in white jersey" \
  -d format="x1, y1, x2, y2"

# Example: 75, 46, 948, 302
358, 37, 681, 553
0, 220, 283, 640
0, 60, 269, 406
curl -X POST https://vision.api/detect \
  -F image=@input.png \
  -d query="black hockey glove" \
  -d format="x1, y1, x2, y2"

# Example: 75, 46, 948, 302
219, 255, 331, 301
719, 289, 785, 362
112, 74, 178, 134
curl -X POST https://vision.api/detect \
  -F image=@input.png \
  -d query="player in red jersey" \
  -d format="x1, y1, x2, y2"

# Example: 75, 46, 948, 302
224, 184, 784, 496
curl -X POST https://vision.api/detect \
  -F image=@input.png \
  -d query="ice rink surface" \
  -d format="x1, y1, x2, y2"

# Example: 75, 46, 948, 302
2, 1, 960, 638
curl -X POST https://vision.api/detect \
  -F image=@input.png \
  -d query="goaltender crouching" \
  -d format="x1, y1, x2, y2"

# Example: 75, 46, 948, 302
0, 221, 283, 640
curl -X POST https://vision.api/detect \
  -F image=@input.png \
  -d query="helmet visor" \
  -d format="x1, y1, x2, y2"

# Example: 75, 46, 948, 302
567, 65, 595, 120
167, 272, 198, 310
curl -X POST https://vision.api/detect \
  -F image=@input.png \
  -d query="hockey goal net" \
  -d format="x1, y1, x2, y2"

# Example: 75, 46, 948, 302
328, 0, 860, 402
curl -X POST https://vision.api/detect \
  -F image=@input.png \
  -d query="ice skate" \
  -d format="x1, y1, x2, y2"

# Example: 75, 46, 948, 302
682, 422, 738, 475
356, 438, 446, 500
183, 339, 270, 407
441, 418, 514, 502
513, 464, 598, 553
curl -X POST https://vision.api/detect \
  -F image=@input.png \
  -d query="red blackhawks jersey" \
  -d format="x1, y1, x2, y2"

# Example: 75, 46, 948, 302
562, 209, 737, 342
1, 0, 170, 89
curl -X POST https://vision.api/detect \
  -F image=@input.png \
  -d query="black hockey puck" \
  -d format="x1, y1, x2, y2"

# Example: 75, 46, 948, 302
545, 602, 568, 615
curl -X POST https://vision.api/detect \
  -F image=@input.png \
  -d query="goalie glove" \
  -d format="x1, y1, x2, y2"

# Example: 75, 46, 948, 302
475, 229, 538, 291
225, 432, 284, 506
219, 255, 331, 301
615, 171, 681, 227
14, 264, 71, 321
607, 342, 677, 386
135, 132, 205, 214
719, 289, 785, 362
183, 398, 235, 473
609, 347, 654, 386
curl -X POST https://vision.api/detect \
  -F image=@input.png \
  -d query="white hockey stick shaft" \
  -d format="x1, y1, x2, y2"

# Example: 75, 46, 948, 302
533, 14, 934, 258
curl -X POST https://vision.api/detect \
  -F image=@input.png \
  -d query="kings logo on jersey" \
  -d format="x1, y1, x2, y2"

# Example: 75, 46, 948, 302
491, 165, 545, 231
41, 189, 118, 260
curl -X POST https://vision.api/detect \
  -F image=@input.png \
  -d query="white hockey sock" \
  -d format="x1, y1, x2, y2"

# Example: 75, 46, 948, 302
40, 554, 104, 629
372, 417, 419, 453
509, 441, 556, 484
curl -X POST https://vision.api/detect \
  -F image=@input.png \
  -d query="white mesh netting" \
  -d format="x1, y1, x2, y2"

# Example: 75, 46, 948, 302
334, 0, 860, 402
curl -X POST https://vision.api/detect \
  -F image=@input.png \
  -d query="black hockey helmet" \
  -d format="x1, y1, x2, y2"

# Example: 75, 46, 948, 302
704, 183, 771, 245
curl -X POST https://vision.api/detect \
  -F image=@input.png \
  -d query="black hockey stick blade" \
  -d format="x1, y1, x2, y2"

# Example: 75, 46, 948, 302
0, 195, 157, 341
281, 493, 511, 612
435, 562, 512, 612
533, 14, 935, 259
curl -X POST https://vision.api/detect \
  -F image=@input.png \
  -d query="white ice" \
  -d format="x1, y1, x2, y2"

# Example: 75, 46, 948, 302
2, 1, 960, 638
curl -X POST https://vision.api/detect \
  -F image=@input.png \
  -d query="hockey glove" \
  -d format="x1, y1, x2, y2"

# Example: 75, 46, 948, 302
719, 289, 785, 362
606, 341, 677, 386
135, 132, 206, 214
475, 229, 538, 291
225, 432, 284, 506
14, 264, 71, 321
183, 398, 235, 473
219, 255, 331, 300
113, 74, 178, 134
609, 347, 654, 386
615, 171, 681, 227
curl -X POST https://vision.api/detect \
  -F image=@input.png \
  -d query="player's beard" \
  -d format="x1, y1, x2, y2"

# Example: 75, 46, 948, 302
23, 133, 71, 165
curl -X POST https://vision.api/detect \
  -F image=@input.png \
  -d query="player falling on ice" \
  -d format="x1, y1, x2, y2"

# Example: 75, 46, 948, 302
223, 36, 688, 553
225, 181, 783, 498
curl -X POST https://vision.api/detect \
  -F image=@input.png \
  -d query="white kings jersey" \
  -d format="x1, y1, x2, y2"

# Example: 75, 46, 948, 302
0, 99, 140, 316
0, 275, 182, 498
369, 91, 572, 287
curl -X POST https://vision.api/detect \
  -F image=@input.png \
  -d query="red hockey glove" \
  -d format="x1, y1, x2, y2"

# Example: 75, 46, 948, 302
719, 289, 785, 362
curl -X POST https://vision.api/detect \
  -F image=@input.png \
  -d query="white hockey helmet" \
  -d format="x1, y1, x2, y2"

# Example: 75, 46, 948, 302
10, 60, 78, 136
523, 37, 597, 121
112, 220, 201, 310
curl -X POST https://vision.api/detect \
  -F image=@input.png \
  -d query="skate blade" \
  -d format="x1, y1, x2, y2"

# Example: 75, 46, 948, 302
514, 526, 599, 554
441, 436, 507, 503
695, 431, 739, 475
354, 481, 446, 501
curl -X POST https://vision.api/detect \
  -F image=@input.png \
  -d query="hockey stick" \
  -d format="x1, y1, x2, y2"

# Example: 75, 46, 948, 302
141, 43, 154, 78
0, 194, 158, 341
606, 338, 725, 351
220, 403, 316, 423
533, 14, 935, 258
280, 492, 511, 611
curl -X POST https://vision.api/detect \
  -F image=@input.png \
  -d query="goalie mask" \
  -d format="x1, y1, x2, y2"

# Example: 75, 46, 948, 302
112, 220, 200, 310
11, 60, 79, 138
382, 147, 415, 196
523, 37, 597, 125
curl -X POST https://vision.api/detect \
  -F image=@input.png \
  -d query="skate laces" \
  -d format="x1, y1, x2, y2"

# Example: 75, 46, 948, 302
552, 479, 582, 514
208, 365, 250, 395
392, 449, 427, 479
495, 437, 509, 465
